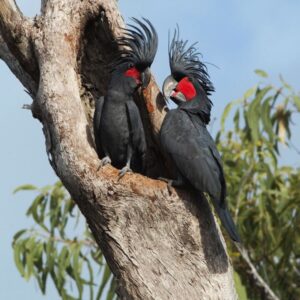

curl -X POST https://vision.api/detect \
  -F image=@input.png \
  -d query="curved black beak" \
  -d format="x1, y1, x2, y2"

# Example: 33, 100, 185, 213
162, 75, 187, 105
141, 67, 151, 88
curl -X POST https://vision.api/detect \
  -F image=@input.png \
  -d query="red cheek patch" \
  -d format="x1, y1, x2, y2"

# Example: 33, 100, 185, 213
176, 77, 196, 101
125, 67, 141, 84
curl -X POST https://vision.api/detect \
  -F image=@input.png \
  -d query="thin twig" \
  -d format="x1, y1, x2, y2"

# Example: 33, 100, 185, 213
235, 243, 280, 300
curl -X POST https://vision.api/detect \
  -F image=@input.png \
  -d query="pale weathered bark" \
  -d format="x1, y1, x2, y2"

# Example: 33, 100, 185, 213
1, 0, 238, 299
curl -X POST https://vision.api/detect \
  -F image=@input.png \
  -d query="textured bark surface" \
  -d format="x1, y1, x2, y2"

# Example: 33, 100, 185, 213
1, 1, 237, 299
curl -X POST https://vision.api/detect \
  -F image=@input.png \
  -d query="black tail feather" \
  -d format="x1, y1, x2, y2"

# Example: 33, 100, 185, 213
217, 207, 241, 243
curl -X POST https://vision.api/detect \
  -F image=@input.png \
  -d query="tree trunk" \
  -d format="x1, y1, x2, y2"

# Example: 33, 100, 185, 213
0, 0, 237, 299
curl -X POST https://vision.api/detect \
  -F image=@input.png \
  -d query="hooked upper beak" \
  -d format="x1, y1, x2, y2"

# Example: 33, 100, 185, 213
162, 75, 187, 105
141, 68, 151, 88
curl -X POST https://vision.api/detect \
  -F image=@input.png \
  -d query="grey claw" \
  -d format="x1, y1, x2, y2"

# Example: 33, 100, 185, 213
118, 166, 132, 179
101, 156, 111, 166
97, 156, 111, 171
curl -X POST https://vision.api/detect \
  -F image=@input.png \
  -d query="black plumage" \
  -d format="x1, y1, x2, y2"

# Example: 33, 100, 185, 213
94, 18, 158, 176
160, 29, 240, 242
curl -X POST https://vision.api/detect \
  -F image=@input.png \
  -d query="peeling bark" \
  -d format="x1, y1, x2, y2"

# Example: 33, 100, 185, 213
1, 0, 238, 299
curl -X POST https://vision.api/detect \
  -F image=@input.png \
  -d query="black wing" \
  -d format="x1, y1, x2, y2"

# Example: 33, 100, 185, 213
160, 109, 240, 242
93, 96, 105, 158
125, 100, 146, 155
161, 109, 224, 202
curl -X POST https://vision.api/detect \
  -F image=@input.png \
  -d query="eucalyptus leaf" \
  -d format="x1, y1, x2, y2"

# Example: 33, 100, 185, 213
293, 95, 300, 111
255, 69, 268, 78
13, 184, 37, 194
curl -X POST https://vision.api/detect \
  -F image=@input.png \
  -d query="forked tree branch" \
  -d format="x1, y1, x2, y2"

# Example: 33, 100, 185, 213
1, 0, 239, 299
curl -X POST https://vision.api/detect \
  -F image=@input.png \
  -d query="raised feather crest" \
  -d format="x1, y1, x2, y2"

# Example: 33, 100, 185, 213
114, 18, 158, 71
168, 27, 215, 95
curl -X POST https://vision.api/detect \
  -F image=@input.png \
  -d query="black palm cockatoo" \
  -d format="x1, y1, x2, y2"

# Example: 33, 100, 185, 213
160, 30, 240, 242
94, 18, 158, 177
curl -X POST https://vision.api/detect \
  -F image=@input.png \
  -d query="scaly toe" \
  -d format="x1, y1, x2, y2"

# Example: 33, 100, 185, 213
118, 166, 132, 179
101, 156, 111, 167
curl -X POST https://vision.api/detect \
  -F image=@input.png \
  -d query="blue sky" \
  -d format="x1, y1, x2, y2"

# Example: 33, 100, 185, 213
1, 1, 300, 299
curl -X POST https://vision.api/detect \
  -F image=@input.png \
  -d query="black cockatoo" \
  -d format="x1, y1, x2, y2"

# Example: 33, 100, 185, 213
94, 18, 158, 177
160, 29, 240, 242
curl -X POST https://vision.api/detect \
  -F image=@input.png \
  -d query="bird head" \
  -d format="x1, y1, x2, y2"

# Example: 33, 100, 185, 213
162, 28, 214, 105
163, 75, 197, 105
115, 18, 158, 89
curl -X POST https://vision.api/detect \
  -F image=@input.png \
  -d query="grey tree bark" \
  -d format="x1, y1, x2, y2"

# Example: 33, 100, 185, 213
0, 1, 238, 299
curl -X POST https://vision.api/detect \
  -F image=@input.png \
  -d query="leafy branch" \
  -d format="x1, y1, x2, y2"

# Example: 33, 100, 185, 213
219, 72, 300, 300
13, 182, 116, 300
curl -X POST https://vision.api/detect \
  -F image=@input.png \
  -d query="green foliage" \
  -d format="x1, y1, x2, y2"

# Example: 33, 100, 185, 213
254, 69, 268, 78
217, 73, 300, 299
234, 272, 248, 300
13, 182, 116, 300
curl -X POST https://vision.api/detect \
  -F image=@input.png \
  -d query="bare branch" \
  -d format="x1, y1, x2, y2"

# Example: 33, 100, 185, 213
0, 33, 37, 94
236, 244, 280, 300
0, 0, 39, 91
22, 104, 32, 110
